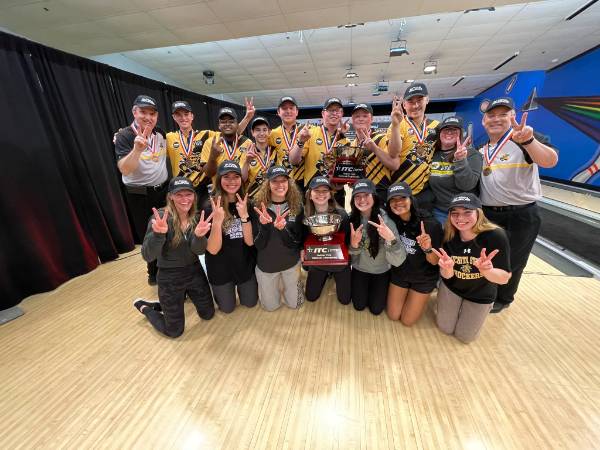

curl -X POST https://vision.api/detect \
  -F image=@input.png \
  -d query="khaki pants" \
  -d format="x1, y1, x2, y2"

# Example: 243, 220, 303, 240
436, 282, 492, 343
255, 263, 303, 311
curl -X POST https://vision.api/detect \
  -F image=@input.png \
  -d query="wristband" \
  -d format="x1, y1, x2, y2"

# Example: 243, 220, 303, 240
521, 136, 535, 146
240, 217, 249, 223
422, 247, 433, 254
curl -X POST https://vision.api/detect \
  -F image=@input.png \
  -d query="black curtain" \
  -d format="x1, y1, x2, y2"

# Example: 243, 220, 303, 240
0, 31, 245, 309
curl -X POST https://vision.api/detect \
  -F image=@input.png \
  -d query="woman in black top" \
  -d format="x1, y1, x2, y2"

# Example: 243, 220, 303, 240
134, 177, 214, 338
302, 176, 351, 304
385, 182, 442, 326
205, 161, 258, 313
432, 193, 511, 343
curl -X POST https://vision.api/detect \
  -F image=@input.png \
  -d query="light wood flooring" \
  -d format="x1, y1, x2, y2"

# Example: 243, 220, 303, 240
1, 250, 599, 449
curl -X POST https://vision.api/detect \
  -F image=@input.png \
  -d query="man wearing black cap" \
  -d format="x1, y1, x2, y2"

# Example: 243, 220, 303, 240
242, 116, 278, 198
269, 96, 306, 192
350, 102, 400, 202
114, 94, 168, 285
479, 97, 558, 313
389, 82, 439, 209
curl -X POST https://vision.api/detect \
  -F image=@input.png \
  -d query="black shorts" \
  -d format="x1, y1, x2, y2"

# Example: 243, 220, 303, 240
390, 270, 438, 294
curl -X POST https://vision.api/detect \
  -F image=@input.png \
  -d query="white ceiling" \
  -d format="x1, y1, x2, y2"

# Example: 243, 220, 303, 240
2, 0, 599, 108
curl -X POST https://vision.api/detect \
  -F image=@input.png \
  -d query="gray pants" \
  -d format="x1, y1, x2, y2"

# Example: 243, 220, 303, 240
210, 273, 259, 314
436, 282, 492, 343
255, 263, 303, 311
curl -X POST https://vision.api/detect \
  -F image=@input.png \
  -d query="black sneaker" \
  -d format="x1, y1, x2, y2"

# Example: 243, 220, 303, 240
133, 298, 162, 313
490, 302, 510, 314
147, 275, 157, 286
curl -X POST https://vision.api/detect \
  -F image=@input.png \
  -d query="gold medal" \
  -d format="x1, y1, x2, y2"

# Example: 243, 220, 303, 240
152, 154, 159, 162
483, 166, 492, 176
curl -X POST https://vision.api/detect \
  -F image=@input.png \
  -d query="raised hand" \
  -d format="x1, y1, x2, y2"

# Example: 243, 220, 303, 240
151, 207, 169, 234
367, 214, 396, 243
235, 193, 249, 219
194, 210, 213, 237
298, 123, 311, 144
245, 142, 257, 162
473, 247, 499, 273
349, 223, 364, 248
338, 119, 350, 135
356, 127, 374, 149
133, 123, 152, 152
510, 112, 534, 144
244, 97, 256, 119
415, 221, 432, 251
273, 205, 290, 230
454, 134, 472, 161
391, 95, 405, 126
209, 196, 224, 226
253, 202, 273, 225
431, 248, 454, 271
209, 136, 223, 159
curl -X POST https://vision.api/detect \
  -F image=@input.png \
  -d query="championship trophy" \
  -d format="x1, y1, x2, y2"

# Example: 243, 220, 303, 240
322, 145, 370, 184
302, 213, 348, 266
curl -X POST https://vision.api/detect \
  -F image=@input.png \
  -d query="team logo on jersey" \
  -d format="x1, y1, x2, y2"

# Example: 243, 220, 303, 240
316, 138, 323, 145
276, 137, 282, 145
427, 128, 435, 134
250, 160, 257, 166
408, 129, 414, 135
500, 153, 510, 161
173, 142, 179, 148
194, 140, 203, 148
461, 264, 473, 274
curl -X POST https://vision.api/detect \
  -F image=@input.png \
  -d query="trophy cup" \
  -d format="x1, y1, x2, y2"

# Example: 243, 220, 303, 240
322, 145, 370, 185
302, 213, 348, 266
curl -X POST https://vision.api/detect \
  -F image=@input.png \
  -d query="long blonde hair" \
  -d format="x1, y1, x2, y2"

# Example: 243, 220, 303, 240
443, 207, 498, 242
253, 176, 303, 216
211, 172, 246, 228
165, 193, 198, 248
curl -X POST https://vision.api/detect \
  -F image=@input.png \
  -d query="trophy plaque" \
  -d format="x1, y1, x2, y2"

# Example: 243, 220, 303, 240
323, 145, 370, 185
303, 213, 348, 266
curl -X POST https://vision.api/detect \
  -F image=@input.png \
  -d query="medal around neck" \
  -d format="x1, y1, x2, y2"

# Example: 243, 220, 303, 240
302, 213, 348, 266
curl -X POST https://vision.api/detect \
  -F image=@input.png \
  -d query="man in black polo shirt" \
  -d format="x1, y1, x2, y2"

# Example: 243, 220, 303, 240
114, 95, 169, 285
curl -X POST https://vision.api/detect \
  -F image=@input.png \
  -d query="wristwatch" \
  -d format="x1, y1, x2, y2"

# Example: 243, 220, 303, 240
386, 238, 398, 247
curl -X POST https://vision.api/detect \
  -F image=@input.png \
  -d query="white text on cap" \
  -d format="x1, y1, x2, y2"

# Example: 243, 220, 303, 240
354, 182, 368, 189
223, 162, 237, 169
174, 179, 190, 185
140, 97, 156, 105
453, 195, 471, 202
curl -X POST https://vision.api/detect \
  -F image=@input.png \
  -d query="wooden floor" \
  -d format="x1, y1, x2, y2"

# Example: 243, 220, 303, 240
542, 184, 600, 214
1, 251, 600, 450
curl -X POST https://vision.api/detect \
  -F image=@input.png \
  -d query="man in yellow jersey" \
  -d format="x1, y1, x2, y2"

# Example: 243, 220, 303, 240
350, 103, 401, 202
390, 82, 439, 209
268, 96, 305, 192
200, 107, 253, 187
242, 116, 279, 199
289, 97, 349, 203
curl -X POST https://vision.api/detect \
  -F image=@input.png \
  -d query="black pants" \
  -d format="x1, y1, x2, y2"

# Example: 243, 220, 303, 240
351, 268, 390, 315
483, 203, 541, 305
305, 265, 351, 304
210, 273, 259, 313
124, 182, 168, 277
143, 263, 214, 338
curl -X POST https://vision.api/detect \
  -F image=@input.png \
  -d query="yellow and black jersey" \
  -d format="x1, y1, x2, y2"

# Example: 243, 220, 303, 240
269, 124, 304, 185
388, 118, 439, 194
243, 145, 279, 199
351, 131, 391, 189
200, 132, 253, 184
166, 129, 216, 187
300, 125, 350, 185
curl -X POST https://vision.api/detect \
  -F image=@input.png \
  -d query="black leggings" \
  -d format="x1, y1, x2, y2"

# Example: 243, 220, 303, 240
351, 268, 390, 315
305, 266, 351, 304
143, 263, 214, 338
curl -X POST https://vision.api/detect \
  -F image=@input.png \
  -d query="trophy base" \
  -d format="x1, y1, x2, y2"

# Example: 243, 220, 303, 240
303, 232, 349, 266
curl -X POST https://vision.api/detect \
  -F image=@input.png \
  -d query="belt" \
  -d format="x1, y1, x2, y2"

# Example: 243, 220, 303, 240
125, 179, 168, 195
483, 202, 536, 212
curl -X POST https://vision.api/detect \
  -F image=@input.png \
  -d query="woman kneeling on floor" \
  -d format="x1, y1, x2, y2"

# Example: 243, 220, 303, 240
134, 177, 215, 338
432, 193, 511, 343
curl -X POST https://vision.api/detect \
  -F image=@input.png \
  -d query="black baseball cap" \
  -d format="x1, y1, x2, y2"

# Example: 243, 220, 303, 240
218, 107, 238, 121
168, 176, 194, 193
449, 193, 482, 210
352, 179, 376, 197
251, 116, 270, 130
133, 95, 158, 110
278, 96, 298, 108
438, 116, 464, 132
352, 103, 373, 115
218, 160, 241, 177
266, 165, 289, 180
484, 97, 515, 113
308, 176, 331, 190
404, 82, 428, 100
172, 100, 192, 113
323, 97, 343, 110
387, 182, 412, 201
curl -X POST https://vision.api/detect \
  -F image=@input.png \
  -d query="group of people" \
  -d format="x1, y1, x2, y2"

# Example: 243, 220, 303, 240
114, 82, 558, 343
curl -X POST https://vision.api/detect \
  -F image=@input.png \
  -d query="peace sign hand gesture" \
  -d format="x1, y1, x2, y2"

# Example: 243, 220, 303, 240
298, 123, 311, 144
133, 123, 152, 152
338, 119, 350, 135
454, 134, 472, 161
367, 214, 396, 243
473, 248, 499, 273
235, 193, 249, 219
209, 136, 223, 159
511, 112, 534, 144
246, 143, 257, 161
349, 223, 364, 248
273, 205, 289, 230
415, 221, 432, 251
356, 127, 374, 149
244, 97, 256, 120
194, 210, 214, 237
431, 248, 454, 271
151, 207, 169, 234
254, 202, 273, 225
391, 95, 405, 126
209, 196, 224, 226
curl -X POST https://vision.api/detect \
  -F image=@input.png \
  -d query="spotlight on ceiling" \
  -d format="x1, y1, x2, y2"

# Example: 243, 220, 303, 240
423, 61, 437, 75
389, 40, 409, 57
345, 83, 358, 87
345, 71, 359, 79
404, 79, 414, 83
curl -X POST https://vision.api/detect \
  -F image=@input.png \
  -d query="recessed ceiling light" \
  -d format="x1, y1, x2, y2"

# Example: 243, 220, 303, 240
423, 60, 437, 74
345, 71, 359, 79
345, 83, 358, 87
404, 79, 414, 83
551, 58, 559, 63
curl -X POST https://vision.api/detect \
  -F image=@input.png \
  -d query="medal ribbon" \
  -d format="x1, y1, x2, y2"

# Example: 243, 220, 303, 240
222, 135, 239, 160
282, 124, 298, 151
131, 122, 156, 157
484, 128, 513, 167
178, 129, 195, 158
256, 146, 271, 171
406, 117, 428, 145
320, 125, 339, 154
